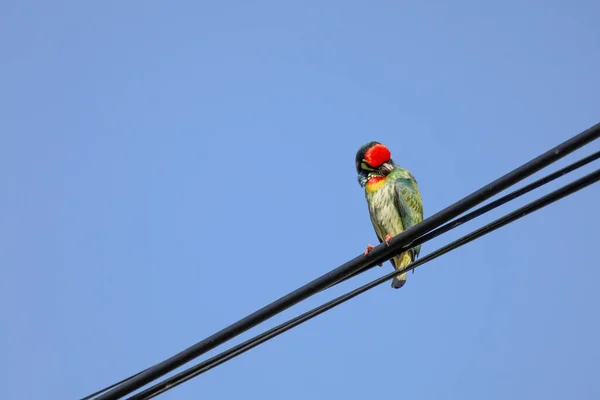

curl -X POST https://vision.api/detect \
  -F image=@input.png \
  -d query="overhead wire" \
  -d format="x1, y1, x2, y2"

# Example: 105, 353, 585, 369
128, 165, 600, 400
82, 370, 149, 400
88, 147, 600, 400
87, 122, 600, 400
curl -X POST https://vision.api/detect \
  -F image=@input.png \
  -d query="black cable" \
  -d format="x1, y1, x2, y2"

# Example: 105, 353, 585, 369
129, 167, 600, 400
85, 148, 600, 400
91, 122, 600, 400
86, 149, 600, 400
82, 370, 149, 400
333, 148, 600, 287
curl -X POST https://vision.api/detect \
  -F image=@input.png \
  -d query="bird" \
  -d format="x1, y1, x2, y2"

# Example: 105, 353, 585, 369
355, 141, 424, 289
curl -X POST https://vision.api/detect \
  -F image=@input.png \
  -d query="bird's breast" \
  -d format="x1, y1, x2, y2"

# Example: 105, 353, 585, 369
366, 182, 404, 237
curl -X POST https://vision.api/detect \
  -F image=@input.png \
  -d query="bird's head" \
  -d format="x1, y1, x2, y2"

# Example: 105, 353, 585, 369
355, 141, 394, 187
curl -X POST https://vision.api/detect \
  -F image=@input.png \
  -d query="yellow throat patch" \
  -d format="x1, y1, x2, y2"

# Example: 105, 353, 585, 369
365, 176, 388, 193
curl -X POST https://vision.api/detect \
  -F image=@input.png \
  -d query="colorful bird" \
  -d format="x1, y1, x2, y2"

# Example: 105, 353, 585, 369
355, 141, 424, 289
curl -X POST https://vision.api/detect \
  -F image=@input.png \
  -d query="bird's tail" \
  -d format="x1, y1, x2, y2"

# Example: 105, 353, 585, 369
391, 252, 412, 289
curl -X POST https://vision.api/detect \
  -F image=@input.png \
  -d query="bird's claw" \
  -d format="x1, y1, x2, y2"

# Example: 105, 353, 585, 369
364, 244, 383, 267
384, 234, 394, 246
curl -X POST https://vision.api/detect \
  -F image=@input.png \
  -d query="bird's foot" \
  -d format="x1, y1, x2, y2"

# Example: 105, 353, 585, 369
384, 234, 394, 246
364, 244, 383, 267
383, 234, 403, 259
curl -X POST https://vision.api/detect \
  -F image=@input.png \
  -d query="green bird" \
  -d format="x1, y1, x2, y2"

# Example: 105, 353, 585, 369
355, 141, 424, 289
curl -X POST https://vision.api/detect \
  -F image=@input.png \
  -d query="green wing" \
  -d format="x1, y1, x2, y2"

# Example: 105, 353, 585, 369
393, 170, 424, 259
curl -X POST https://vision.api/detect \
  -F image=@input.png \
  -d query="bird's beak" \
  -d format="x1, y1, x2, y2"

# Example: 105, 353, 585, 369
379, 162, 393, 176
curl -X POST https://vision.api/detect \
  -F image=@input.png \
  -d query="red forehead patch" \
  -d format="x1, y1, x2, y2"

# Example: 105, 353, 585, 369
364, 144, 391, 167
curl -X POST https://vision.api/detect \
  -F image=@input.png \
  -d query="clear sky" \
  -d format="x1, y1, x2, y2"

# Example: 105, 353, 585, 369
1, 1, 599, 399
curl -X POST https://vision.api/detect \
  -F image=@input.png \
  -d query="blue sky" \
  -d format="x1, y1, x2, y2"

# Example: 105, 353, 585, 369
1, 1, 599, 399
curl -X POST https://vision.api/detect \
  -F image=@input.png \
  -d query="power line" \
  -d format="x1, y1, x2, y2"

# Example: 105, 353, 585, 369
89, 122, 600, 400
89, 124, 600, 400
128, 166, 600, 400
82, 370, 149, 400
87, 147, 600, 400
